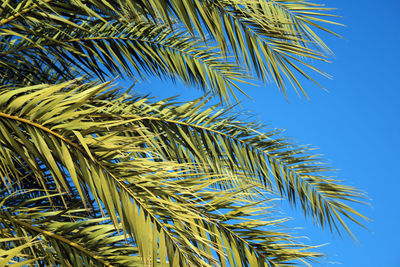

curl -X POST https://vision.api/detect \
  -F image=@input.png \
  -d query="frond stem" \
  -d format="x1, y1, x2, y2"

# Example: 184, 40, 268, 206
110, 115, 331, 213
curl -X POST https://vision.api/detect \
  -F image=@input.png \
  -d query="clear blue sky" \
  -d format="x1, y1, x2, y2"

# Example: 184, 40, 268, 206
132, 0, 400, 265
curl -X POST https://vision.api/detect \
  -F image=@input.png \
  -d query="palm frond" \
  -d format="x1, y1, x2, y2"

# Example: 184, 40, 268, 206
0, 236, 39, 266
0, 81, 342, 265
1, 2, 247, 101
0, 0, 367, 265
1, 0, 340, 100
0, 192, 143, 266
116, 0, 340, 97
96, 90, 368, 237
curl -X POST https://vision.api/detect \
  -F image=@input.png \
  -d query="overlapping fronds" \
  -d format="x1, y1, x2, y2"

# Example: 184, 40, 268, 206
0, 235, 39, 266
0, 192, 143, 266
92, 88, 367, 237
0, 15, 246, 99
0, 81, 365, 265
0, 1, 367, 265
1, 0, 339, 101
127, 0, 340, 97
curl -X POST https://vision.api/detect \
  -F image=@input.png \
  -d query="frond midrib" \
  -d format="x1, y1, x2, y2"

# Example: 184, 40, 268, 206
1, 35, 241, 80
110, 114, 343, 221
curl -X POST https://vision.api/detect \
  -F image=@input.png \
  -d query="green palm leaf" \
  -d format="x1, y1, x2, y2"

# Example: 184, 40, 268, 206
1, 0, 339, 101
0, 81, 350, 265
0, 1, 367, 265
1, 18, 248, 100
96, 90, 367, 237
0, 192, 142, 266
109, 0, 340, 97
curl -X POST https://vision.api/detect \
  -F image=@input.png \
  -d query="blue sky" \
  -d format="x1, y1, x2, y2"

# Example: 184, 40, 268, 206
133, 0, 400, 265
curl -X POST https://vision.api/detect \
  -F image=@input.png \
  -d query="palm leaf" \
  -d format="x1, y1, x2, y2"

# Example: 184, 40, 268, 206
0, 0, 367, 266
96, 90, 368, 237
0, 81, 340, 265
114, 0, 340, 97
1, 0, 340, 101
0, 192, 143, 266
0, 237, 39, 266
1, 2, 247, 101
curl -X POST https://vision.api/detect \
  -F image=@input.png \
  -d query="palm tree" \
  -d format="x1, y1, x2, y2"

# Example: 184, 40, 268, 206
0, 1, 367, 266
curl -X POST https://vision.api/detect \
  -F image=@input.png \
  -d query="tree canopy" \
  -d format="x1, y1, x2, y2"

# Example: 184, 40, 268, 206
0, 1, 367, 266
